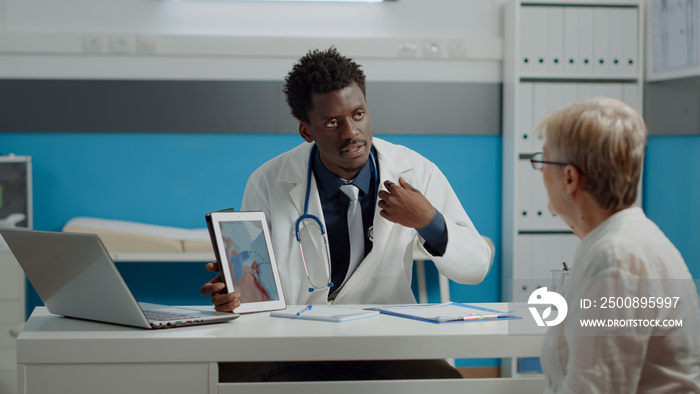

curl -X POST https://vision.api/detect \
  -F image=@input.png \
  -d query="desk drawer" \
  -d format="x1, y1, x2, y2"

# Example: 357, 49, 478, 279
218, 377, 546, 394
21, 362, 211, 394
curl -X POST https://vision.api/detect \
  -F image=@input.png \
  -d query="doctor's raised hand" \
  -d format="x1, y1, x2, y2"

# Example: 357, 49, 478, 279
378, 177, 436, 229
199, 261, 242, 312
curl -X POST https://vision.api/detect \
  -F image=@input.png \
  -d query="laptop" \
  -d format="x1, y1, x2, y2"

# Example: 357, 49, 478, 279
0, 227, 239, 329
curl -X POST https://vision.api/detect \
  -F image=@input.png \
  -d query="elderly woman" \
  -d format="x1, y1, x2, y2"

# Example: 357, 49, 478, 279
533, 97, 700, 393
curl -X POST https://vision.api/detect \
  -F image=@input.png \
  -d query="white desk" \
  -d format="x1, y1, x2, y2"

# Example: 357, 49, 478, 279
17, 303, 546, 394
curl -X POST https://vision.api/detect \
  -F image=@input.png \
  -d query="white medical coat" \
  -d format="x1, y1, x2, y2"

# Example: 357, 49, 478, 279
241, 137, 491, 305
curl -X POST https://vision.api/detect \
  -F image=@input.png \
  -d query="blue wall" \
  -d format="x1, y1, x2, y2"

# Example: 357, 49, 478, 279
2, 131, 698, 369
2, 132, 698, 303
0, 132, 502, 308
643, 136, 700, 280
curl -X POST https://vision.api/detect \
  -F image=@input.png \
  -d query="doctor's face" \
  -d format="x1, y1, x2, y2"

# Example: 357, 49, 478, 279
299, 81, 373, 180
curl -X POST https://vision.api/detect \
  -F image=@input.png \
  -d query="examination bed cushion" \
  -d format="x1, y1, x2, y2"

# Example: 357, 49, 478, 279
62, 217, 211, 253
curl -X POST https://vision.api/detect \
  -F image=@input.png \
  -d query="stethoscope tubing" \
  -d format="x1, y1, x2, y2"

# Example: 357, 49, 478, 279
295, 144, 378, 241
294, 144, 378, 291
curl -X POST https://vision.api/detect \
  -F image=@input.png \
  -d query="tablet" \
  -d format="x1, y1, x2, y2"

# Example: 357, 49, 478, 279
205, 210, 286, 314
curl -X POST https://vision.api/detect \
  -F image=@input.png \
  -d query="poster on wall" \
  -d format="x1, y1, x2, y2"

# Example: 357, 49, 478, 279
649, 0, 700, 80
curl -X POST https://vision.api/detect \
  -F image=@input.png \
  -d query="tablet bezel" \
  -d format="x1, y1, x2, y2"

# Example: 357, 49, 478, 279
206, 210, 286, 314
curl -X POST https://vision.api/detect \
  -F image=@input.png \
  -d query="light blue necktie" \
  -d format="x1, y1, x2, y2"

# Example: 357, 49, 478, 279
339, 183, 364, 288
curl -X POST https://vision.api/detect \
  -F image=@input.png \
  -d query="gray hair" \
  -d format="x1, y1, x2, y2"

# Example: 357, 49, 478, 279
538, 97, 647, 211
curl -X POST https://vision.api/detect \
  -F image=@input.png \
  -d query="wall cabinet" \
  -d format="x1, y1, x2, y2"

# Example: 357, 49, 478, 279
501, 0, 643, 376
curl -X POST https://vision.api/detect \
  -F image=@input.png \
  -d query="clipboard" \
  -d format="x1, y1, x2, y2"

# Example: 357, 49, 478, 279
368, 302, 520, 324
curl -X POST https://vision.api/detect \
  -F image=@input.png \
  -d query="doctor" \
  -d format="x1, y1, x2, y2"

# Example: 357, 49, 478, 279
200, 47, 491, 380
201, 47, 491, 308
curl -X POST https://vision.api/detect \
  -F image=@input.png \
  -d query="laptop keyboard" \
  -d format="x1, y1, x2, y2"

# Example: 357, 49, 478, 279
144, 310, 201, 322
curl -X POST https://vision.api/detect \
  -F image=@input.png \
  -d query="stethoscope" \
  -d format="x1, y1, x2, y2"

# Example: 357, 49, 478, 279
294, 144, 379, 292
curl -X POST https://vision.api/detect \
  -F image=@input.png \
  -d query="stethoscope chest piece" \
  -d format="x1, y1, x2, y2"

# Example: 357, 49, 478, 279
297, 144, 379, 292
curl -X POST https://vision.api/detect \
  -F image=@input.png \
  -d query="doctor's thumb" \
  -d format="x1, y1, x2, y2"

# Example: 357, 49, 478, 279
398, 177, 417, 192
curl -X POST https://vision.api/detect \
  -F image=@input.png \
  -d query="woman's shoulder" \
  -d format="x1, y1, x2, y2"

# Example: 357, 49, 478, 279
578, 217, 685, 280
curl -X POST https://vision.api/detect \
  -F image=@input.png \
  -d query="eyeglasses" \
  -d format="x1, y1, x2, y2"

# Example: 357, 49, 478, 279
530, 152, 572, 171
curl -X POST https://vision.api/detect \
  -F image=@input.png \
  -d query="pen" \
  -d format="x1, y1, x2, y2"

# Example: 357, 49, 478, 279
459, 312, 510, 321
296, 305, 313, 316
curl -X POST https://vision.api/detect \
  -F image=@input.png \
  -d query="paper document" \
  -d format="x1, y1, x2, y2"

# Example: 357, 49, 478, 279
371, 302, 519, 323
270, 306, 379, 322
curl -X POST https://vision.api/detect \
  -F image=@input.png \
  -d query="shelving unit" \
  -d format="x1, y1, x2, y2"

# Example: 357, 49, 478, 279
501, 0, 643, 376
0, 155, 32, 394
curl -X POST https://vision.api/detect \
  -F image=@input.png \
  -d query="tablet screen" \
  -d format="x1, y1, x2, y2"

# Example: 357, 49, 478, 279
206, 211, 286, 313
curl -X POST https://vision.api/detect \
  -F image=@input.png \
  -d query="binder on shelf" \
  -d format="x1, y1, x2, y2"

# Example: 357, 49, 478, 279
608, 8, 625, 76
575, 81, 595, 102
515, 158, 533, 230
620, 8, 639, 76
519, 6, 536, 75
531, 238, 552, 284
531, 160, 549, 229
578, 7, 595, 75
563, 7, 580, 75
532, 83, 549, 146
516, 82, 533, 152
547, 7, 564, 75
369, 302, 519, 324
605, 83, 624, 102
547, 82, 569, 115
531, 6, 549, 75
514, 234, 535, 282
593, 8, 611, 75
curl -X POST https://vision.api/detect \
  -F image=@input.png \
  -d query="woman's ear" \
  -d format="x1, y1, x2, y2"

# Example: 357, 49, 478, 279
299, 122, 314, 143
564, 165, 583, 198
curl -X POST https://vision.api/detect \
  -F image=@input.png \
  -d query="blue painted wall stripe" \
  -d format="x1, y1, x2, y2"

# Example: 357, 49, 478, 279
1, 132, 697, 370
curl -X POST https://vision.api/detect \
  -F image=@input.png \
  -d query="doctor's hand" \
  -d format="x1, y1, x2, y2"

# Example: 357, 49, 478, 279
200, 262, 242, 312
378, 177, 436, 230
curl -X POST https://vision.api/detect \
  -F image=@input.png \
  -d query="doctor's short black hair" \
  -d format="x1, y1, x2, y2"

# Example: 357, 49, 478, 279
283, 47, 367, 124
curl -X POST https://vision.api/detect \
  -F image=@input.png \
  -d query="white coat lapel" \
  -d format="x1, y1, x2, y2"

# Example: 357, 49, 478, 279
367, 138, 414, 251
279, 143, 315, 218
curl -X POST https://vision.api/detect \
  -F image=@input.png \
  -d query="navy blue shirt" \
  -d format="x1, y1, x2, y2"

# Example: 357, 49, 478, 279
312, 147, 448, 295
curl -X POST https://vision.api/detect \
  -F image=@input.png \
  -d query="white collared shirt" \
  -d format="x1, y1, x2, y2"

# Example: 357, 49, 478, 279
541, 207, 700, 393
